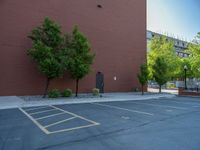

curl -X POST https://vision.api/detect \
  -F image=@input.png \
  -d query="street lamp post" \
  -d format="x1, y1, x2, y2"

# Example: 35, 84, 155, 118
184, 65, 188, 90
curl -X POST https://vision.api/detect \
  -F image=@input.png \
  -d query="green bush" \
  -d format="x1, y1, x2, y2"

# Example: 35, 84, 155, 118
132, 88, 139, 92
62, 89, 72, 97
92, 88, 99, 96
167, 83, 176, 89
48, 89, 60, 98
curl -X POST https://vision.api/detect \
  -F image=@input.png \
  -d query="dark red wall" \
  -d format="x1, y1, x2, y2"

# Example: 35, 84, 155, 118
0, 0, 146, 95
179, 88, 200, 97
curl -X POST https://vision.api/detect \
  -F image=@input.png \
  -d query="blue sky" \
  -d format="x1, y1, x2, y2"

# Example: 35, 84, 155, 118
147, 0, 200, 41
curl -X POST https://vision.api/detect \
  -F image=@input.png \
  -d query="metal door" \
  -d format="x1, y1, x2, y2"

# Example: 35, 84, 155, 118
96, 72, 104, 93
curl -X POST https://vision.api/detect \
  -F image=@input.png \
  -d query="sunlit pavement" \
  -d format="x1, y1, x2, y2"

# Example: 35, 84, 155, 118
1, 96, 200, 150
148, 88, 178, 94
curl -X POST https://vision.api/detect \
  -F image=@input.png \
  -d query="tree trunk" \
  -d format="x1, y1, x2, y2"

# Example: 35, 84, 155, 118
159, 85, 161, 93
141, 85, 144, 95
43, 78, 50, 98
75, 79, 79, 97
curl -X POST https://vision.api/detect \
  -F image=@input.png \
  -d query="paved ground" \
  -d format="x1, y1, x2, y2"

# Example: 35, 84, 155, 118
148, 88, 178, 94
1, 96, 200, 150
0, 93, 175, 109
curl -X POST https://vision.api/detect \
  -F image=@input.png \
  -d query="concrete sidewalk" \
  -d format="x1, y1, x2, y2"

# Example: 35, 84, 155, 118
148, 88, 178, 94
0, 93, 176, 110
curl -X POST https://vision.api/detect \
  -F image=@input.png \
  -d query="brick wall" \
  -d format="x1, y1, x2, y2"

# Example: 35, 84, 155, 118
0, 0, 146, 95
178, 88, 200, 97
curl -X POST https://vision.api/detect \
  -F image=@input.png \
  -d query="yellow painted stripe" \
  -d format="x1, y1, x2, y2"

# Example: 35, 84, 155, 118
35, 112, 66, 120
29, 109, 56, 115
44, 117, 76, 128
19, 108, 50, 134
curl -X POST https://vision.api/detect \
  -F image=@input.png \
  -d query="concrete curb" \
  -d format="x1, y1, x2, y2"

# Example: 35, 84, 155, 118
0, 94, 176, 110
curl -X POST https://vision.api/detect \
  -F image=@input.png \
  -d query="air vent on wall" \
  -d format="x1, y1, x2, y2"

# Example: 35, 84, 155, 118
97, 4, 102, 8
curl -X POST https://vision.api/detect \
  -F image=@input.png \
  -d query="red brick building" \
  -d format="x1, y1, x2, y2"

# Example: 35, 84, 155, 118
0, 0, 146, 95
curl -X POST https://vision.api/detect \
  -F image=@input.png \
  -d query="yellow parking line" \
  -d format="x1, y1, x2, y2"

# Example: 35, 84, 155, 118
29, 109, 56, 115
44, 117, 76, 128
35, 112, 66, 120
91, 103, 154, 116
19, 108, 50, 134
24, 106, 49, 111
49, 123, 99, 134
50, 105, 100, 125
19, 105, 100, 134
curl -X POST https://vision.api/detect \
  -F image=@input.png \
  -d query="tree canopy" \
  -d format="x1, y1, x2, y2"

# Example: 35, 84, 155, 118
28, 18, 95, 97
137, 63, 149, 95
152, 57, 168, 93
28, 17, 67, 97
148, 36, 180, 80
67, 26, 95, 97
186, 32, 200, 78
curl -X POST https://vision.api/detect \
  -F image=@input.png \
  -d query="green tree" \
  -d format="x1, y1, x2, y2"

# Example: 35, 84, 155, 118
137, 63, 149, 95
67, 26, 95, 97
28, 17, 67, 97
148, 36, 180, 79
152, 57, 169, 93
186, 32, 200, 78
175, 58, 194, 79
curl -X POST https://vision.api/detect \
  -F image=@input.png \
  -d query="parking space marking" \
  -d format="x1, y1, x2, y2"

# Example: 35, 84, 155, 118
24, 106, 49, 111
166, 109, 173, 112
121, 116, 130, 120
19, 105, 100, 134
91, 103, 154, 116
29, 108, 56, 115
50, 105, 100, 125
49, 123, 100, 134
193, 105, 200, 108
35, 112, 66, 120
178, 99, 200, 102
130, 102, 188, 110
167, 100, 200, 106
19, 107, 50, 134
44, 117, 76, 128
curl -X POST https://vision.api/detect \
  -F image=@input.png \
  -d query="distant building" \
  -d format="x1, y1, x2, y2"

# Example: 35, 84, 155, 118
147, 30, 189, 58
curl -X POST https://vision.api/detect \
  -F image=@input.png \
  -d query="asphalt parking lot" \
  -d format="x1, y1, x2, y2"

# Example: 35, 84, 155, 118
1, 96, 200, 150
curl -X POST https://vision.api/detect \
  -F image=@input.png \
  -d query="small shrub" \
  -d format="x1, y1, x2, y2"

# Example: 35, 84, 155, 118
167, 83, 176, 89
62, 89, 72, 97
48, 89, 60, 98
92, 88, 99, 96
132, 88, 139, 92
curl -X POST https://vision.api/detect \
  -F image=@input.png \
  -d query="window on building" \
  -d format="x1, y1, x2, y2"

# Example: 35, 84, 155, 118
184, 53, 189, 57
